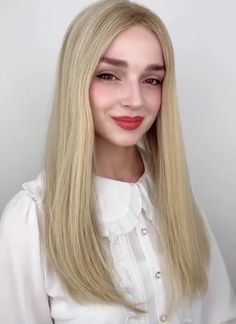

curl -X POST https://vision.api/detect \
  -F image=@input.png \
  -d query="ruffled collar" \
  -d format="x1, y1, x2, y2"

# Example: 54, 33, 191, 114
94, 170, 154, 237
22, 155, 155, 238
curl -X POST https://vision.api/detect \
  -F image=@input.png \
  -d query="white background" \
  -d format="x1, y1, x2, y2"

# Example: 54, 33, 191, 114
0, 0, 235, 290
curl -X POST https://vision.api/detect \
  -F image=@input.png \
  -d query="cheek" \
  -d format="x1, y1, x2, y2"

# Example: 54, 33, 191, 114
89, 82, 102, 107
146, 87, 162, 114
89, 82, 118, 108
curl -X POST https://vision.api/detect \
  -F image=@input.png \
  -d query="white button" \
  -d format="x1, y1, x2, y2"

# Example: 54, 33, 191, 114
141, 228, 147, 235
160, 314, 168, 322
155, 271, 161, 279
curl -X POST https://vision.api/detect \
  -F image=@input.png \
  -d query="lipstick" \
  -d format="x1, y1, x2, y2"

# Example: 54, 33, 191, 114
112, 116, 144, 130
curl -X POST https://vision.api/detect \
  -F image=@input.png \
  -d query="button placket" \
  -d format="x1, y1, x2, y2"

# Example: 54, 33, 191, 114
137, 208, 172, 324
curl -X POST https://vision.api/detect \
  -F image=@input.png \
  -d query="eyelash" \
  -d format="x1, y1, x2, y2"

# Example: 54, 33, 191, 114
96, 73, 162, 86
97, 73, 117, 81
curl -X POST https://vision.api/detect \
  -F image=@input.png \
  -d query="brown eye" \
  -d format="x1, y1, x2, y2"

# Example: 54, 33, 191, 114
145, 78, 161, 86
96, 73, 117, 80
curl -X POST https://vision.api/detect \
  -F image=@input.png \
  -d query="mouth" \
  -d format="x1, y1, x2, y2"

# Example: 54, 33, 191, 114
111, 116, 144, 130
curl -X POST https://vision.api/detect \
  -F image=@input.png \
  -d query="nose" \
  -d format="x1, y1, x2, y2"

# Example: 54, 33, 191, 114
120, 80, 143, 110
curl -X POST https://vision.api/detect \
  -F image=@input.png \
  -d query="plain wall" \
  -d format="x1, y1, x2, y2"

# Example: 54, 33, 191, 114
0, 0, 235, 290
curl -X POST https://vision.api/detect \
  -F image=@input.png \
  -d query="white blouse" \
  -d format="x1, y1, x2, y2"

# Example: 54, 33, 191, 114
0, 171, 236, 324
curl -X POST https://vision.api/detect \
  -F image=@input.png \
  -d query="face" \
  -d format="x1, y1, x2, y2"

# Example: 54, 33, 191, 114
89, 25, 165, 148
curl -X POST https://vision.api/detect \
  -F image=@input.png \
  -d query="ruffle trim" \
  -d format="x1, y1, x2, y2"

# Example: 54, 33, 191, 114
98, 182, 143, 237
22, 171, 155, 238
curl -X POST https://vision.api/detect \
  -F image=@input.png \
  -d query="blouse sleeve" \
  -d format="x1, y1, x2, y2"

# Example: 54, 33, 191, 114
0, 190, 53, 324
201, 213, 236, 323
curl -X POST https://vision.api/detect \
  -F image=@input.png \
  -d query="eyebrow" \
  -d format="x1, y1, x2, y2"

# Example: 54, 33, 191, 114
99, 56, 165, 72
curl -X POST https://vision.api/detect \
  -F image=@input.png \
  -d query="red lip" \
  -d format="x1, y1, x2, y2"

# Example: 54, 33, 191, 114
112, 116, 144, 122
112, 116, 144, 130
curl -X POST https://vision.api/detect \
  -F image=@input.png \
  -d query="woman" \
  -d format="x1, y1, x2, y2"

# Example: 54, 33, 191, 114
0, 0, 235, 323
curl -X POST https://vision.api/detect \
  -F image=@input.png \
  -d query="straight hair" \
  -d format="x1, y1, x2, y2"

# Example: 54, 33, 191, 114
43, 0, 210, 316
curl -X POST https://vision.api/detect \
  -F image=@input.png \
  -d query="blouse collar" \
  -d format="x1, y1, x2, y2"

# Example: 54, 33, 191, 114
22, 153, 155, 238
94, 170, 154, 237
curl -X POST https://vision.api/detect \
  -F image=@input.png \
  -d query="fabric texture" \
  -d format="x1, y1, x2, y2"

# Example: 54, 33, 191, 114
0, 170, 236, 324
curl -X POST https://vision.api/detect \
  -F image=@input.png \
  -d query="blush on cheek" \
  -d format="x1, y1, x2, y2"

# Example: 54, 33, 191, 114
148, 92, 162, 112
90, 81, 120, 107
90, 82, 109, 101
89, 82, 98, 101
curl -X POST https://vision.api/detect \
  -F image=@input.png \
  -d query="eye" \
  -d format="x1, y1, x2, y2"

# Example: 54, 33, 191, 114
145, 78, 162, 86
96, 73, 117, 81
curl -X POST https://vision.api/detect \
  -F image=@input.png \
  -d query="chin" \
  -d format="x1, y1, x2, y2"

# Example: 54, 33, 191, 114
110, 135, 142, 147
95, 128, 145, 148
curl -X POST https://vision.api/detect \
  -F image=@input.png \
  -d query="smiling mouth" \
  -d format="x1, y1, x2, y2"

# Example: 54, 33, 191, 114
112, 116, 144, 130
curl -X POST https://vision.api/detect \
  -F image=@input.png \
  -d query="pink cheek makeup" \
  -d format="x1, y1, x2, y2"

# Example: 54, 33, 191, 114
111, 116, 144, 130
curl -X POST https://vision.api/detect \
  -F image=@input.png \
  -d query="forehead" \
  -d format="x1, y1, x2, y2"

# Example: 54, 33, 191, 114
101, 25, 163, 65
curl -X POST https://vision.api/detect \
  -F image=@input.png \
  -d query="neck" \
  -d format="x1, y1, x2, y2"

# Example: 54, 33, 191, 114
94, 137, 144, 182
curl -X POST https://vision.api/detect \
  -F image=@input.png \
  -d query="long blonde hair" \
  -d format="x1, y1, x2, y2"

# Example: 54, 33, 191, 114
43, 0, 210, 315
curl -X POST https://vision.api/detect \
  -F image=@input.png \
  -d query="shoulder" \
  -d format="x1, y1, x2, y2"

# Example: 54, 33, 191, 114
0, 173, 45, 277
0, 174, 53, 323
0, 173, 44, 246
199, 209, 236, 319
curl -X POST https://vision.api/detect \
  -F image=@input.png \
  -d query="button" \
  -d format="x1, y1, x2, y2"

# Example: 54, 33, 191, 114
141, 228, 147, 235
155, 271, 161, 279
160, 314, 168, 322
